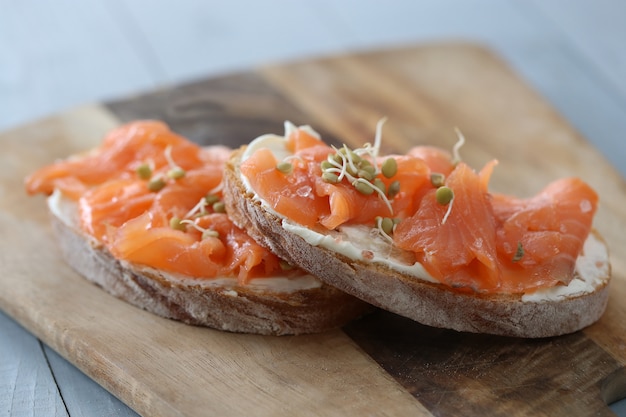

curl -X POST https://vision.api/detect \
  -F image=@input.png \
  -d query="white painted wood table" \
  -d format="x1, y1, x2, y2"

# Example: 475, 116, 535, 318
1, 1, 625, 416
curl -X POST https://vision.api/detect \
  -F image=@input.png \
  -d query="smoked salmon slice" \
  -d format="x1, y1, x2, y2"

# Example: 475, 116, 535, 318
241, 128, 430, 229
25, 120, 296, 284
492, 177, 598, 293
394, 161, 500, 292
241, 123, 599, 295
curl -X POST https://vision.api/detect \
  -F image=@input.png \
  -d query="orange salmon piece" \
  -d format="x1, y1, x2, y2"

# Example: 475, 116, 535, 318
386, 156, 431, 218
315, 180, 387, 229
25, 121, 208, 196
493, 177, 598, 292
79, 179, 154, 242
27, 120, 295, 283
240, 147, 330, 228
202, 213, 282, 282
286, 128, 325, 152
110, 212, 224, 278
407, 146, 455, 176
150, 170, 223, 221
244, 125, 601, 295
394, 161, 500, 292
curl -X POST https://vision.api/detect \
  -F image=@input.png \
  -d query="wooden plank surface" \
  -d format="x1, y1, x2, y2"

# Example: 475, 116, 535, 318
2, 43, 626, 416
44, 346, 139, 417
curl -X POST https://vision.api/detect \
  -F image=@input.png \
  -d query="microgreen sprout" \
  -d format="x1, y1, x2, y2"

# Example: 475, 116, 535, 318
164, 145, 186, 180
435, 186, 454, 205
381, 157, 397, 178
430, 172, 446, 188
375, 216, 399, 244
451, 128, 466, 166
322, 171, 339, 183
167, 167, 186, 180
371, 117, 387, 160
169, 216, 187, 231
185, 192, 226, 219
180, 219, 219, 240
212, 201, 226, 213
435, 185, 454, 225
136, 163, 153, 180
185, 196, 209, 218
205, 194, 220, 205
279, 260, 294, 270
431, 176, 454, 225
318, 118, 397, 215
380, 217, 394, 235
357, 168, 375, 182
387, 180, 400, 199
352, 178, 375, 195
276, 161, 293, 174
512, 242, 525, 262
202, 229, 220, 239
147, 176, 166, 192
373, 178, 386, 194
275, 155, 303, 176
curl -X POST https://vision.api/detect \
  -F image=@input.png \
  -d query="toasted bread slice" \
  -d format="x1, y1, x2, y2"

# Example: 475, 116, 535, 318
224, 142, 611, 338
48, 190, 371, 335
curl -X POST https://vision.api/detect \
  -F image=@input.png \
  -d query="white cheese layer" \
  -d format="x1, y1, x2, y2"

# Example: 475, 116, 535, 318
241, 122, 610, 302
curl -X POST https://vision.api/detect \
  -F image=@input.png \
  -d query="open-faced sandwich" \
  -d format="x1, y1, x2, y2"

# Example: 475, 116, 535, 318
223, 120, 611, 338
25, 121, 371, 335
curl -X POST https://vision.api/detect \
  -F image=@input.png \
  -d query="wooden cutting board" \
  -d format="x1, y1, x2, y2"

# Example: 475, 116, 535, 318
1, 43, 626, 417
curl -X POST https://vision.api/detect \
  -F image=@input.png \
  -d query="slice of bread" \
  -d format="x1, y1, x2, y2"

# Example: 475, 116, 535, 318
224, 146, 611, 338
47, 190, 372, 335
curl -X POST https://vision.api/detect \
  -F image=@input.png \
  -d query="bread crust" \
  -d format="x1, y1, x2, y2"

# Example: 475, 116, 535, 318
48, 195, 372, 336
224, 148, 611, 338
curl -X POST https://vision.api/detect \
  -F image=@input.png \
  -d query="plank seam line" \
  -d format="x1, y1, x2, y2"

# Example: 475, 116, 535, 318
40, 341, 70, 417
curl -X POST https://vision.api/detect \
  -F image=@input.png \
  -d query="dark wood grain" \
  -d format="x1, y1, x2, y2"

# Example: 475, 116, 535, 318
107, 72, 340, 148
345, 311, 620, 417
